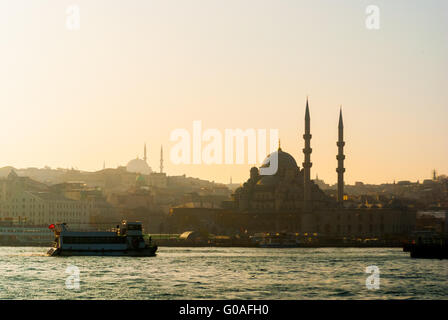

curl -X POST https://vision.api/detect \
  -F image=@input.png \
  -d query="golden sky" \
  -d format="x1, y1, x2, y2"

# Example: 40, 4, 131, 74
0, 0, 447, 185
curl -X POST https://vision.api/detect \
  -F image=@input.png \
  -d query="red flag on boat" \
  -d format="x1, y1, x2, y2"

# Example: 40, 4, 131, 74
48, 224, 55, 229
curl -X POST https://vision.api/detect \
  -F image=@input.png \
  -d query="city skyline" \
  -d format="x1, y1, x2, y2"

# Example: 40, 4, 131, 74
1, 0, 447, 185
1, 142, 444, 187
0, 0, 447, 303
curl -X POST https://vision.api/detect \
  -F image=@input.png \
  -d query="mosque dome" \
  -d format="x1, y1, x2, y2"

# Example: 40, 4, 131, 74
260, 148, 298, 172
126, 157, 152, 175
255, 148, 299, 185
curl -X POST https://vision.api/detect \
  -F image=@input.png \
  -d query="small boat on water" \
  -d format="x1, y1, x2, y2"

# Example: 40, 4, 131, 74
405, 236, 448, 259
252, 232, 302, 248
409, 243, 448, 259
47, 221, 157, 257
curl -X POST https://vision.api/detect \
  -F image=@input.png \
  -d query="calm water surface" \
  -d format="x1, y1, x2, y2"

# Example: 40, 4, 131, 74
0, 247, 447, 299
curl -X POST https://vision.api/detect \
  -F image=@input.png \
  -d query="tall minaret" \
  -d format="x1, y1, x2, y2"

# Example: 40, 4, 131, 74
144, 143, 147, 162
302, 98, 312, 212
160, 145, 164, 173
336, 107, 345, 206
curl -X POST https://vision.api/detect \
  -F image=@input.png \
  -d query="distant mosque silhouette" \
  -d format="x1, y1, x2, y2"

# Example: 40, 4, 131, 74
126, 143, 153, 175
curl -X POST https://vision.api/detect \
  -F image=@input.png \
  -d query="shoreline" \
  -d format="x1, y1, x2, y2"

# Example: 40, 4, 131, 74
0, 243, 405, 248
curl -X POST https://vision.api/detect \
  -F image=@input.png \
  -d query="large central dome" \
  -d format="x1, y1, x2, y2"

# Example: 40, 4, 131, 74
256, 148, 299, 185
260, 148, 298, 171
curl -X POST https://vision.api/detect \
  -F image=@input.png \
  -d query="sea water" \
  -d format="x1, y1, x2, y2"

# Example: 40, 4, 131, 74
0, 247, 446, 299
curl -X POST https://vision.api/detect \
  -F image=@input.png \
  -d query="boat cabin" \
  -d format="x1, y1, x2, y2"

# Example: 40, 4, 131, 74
118, 221, 143, 236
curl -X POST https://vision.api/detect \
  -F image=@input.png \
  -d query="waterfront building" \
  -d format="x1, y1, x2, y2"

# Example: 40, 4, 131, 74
0, 171, 94, 228
0, 174, 90, 227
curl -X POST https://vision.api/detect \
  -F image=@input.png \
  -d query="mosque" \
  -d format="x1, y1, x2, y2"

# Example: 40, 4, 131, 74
231, 98, 343, 214
126, 144, 152, 175
221, 99, 416, 237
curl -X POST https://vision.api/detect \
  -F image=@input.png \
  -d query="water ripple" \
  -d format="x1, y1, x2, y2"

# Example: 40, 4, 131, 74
0, 247, 446, 299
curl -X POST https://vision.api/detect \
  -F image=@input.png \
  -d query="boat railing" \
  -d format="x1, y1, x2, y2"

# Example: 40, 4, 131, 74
56, 223, 120, 233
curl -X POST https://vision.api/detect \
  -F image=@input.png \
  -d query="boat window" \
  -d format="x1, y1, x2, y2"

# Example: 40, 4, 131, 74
63, 236, 127, 244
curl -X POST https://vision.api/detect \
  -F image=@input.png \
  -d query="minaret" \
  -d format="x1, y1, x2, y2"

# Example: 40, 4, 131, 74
144, 143, 147, 162
336, 107, 345, 206
160, 145, 164, 173
302, 98, 312, 212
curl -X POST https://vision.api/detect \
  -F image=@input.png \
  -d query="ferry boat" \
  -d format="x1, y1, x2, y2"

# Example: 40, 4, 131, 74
46, 221, 157, 257
407, 237, 448, 259
409, 242, 448, 259
252, 232, 302, 248
404, 231, 448, 259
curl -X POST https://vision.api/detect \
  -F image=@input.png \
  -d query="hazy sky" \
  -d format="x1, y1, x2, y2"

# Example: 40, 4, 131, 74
0, 0, 447, 185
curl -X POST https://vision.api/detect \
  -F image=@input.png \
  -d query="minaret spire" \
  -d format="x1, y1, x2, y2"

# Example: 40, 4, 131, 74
144, 143, 147, 162
336, 106, 345, 206
303, 97, 312, 212
160, 145, 164, 173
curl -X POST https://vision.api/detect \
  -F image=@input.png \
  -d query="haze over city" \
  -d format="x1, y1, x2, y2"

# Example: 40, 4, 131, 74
1, 0, 448, 306
1, 0, 447, 185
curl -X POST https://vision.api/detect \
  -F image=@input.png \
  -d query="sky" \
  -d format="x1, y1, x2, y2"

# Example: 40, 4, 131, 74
0, 0, 447, 185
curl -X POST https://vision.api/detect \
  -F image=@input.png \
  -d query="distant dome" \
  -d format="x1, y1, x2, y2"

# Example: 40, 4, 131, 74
126, 158, 152, 174
260, 149, 298, 173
